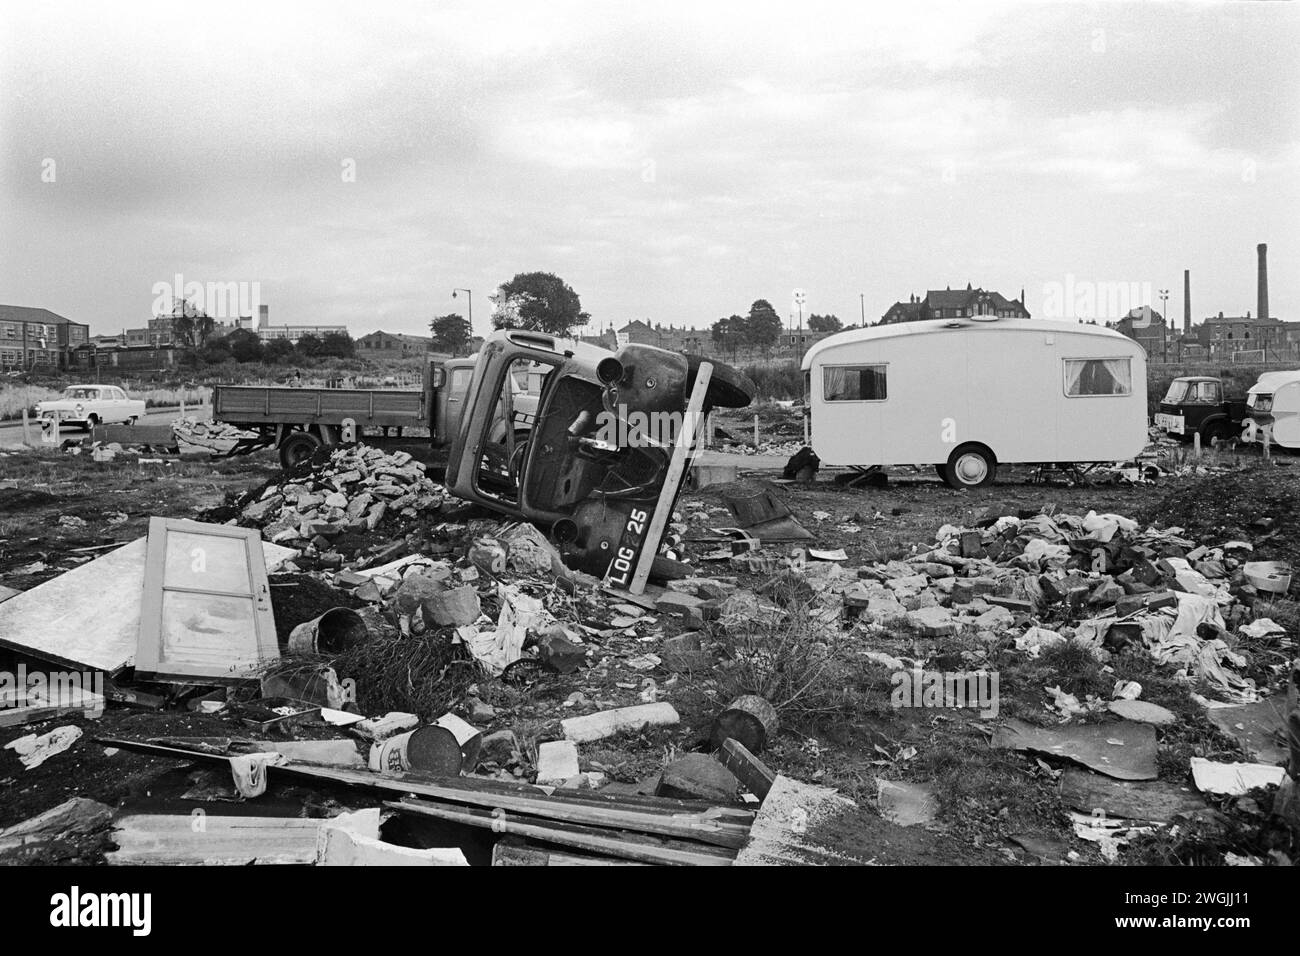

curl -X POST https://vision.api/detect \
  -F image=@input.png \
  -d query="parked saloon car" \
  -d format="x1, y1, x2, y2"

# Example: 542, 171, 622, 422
35, 385, 147, 430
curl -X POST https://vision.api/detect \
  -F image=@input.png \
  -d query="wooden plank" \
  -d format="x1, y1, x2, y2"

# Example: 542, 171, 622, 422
388, 799, 735, 866
492, 838, 648, 866
627, 362, 711, 595
0, 798, 113, 863
96, 737, 755, 845
106, 815, 326, 865
717, 738, 777, 800
0, 687, 104, 728
734, 775, 865, 866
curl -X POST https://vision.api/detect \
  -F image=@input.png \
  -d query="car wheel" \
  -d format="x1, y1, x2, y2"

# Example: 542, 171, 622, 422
942, 444, 996, 489
279, 430, 322, 470
126, 416, 138, 426
86, 414, 100, 432
685, 354, 756, 409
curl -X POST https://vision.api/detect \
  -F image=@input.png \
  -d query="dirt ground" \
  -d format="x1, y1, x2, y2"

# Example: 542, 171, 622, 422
1, 440, 1297, 865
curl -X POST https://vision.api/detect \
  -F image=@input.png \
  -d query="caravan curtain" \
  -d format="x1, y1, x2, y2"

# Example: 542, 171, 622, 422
1065, 358, 1131, 396
824, 366, 852, 401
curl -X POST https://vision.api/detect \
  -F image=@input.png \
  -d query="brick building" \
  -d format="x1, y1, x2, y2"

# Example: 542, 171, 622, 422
880, 285, 1030, 325
0, 305, 90, 370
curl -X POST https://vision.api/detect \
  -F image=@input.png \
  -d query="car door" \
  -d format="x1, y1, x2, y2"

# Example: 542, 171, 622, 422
106, 387, 123, 422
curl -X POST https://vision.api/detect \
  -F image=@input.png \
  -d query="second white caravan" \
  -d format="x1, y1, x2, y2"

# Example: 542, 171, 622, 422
801, 318, 1149, 488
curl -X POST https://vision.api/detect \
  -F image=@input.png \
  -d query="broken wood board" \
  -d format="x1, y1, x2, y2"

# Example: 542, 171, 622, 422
992, 718, 1158, 780
1059, 768, 1204, 823
0, 798, 113, 864
388, 798, 736, 866
734, 775, 866, 866
1205, 694, 1289, 766
492, 838, 649, 866
0, 686, 104, 728
107, 814, 328, 865
0, 537, 296, 673
96, 737, 753, 848
716, 738, 777, 800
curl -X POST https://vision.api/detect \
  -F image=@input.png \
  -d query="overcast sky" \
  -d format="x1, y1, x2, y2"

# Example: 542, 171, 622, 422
2, 0, 1297, 339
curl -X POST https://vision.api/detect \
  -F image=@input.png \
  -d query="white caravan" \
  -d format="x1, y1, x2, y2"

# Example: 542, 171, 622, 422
801, 318, 1149, 488
1241, 369, 1300, 451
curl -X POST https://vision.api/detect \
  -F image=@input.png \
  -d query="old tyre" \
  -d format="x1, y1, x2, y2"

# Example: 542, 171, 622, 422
279, 430, 322, 470
942, 444, 996, 489
685, 354, 755, 409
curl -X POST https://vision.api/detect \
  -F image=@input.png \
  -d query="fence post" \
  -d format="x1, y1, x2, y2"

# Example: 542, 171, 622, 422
1193, 432, 1201, 458
21, 409, 32, 446
753, 414, 759, 448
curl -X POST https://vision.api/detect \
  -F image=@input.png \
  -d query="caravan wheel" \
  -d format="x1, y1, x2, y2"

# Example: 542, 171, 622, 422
942, 444, 996, 489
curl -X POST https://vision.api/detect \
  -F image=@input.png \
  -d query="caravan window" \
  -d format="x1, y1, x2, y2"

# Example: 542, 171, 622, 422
1064, 358, 1132, 397
823, 365, 887, 401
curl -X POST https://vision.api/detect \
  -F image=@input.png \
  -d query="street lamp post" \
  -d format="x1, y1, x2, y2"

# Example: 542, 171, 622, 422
860, 293, 865, 327
452, 289, 472, 353
1158, 289, 1169, 363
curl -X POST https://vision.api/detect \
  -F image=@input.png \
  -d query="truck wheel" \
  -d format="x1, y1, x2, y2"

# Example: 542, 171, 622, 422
686, 355, 755, 409
942, 444, 996, 489
279, 430, 322, 470
1201, 421, 1230, 447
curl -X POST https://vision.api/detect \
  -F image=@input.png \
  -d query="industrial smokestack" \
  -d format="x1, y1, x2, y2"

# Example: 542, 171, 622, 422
1183, 269, 1190, 334
1257, 244, 1269, 321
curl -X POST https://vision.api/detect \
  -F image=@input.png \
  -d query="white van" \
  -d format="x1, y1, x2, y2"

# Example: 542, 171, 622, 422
1241, 369, 1300, 451
801, 317, 1149, 488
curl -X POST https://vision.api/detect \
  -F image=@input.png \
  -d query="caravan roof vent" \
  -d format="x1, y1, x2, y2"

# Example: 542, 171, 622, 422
944, 321, 966, 329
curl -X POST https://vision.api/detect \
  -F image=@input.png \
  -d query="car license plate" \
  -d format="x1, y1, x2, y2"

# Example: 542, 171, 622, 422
604, 506, 651, 589
1155, 413, 1183, 434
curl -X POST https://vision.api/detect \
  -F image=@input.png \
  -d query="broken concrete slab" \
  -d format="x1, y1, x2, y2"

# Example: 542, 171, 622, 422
535, 740, 581, 785
992, 718, 1158, 780
561, 702, 680, 743
316, 808, 469, 866
1059, 768, 1204, 823
1205, 694, 1290, 766
657, 754, 740, 803
905, 605, 956, 637
1107, 699, 1178, 726
876, 779, 939, 827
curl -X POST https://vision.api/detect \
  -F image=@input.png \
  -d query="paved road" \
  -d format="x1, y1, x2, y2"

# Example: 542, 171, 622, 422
0, 404, 211, 447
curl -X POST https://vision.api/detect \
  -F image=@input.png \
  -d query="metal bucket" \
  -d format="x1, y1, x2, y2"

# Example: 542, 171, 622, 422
287, 607, 369, 655
367, 713, 482, 776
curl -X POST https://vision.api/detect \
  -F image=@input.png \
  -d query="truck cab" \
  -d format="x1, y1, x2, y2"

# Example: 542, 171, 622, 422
1155, 376, 1247, 446
446, 329, 753, 582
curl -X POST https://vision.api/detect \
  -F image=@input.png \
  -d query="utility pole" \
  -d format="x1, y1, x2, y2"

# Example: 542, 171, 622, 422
452, 289, 472, 352
860, 293, 865, 327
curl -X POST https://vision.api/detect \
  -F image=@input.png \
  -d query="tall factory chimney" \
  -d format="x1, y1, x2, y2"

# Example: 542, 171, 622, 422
1257, 243, 1269, 321
1183, 269, 1190, 334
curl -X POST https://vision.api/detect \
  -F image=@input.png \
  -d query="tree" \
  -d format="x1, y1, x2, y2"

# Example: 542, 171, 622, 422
807, 313, 842, 333
263, 338, 295, 363
320, 331, 355, 358
490, 272, 589, 335
227, 328, 264, 363
168, 297, 216, 349
711, 315, 744, 359
295, 334, 324, 359
746, 299, 782, 350
430, 313, 473, 355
